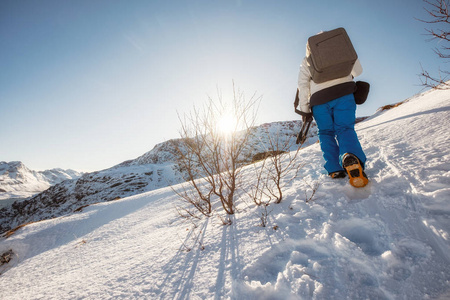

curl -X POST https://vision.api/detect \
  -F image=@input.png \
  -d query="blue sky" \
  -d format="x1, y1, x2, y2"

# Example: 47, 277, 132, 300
0, 0, 444, 171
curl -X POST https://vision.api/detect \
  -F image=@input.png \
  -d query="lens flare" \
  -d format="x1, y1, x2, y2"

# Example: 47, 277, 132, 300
216, 113, 237, 136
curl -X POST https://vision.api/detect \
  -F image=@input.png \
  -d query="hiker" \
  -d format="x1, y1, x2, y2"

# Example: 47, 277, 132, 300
294, 28, 369, 188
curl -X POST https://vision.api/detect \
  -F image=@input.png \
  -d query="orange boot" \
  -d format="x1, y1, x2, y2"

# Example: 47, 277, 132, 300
342, 153, 369, 188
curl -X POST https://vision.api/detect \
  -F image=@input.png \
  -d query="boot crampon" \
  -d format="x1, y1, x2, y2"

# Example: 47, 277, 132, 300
342, 153, 369, 188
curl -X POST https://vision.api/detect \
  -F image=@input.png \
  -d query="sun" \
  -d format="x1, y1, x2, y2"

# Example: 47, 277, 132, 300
216, 113, 237, 136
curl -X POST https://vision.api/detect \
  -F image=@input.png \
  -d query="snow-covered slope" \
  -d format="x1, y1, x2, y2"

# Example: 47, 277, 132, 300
0, 161, 82, 203
0, 88, 449, 299
0, 120, 314, 234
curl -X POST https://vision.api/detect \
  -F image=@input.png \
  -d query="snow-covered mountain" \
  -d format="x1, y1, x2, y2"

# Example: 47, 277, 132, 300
1, 87, 449, 299
0, 120, 316, 234
0, 88, 449, 299
0, 161, 82, 203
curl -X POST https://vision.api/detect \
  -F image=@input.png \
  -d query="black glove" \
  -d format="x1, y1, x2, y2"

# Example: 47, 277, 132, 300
294, 89, 300, 108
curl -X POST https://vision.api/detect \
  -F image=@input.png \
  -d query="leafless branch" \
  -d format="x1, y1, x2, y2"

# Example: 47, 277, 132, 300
304, 180, 320, 203
419, 63, 450, 89
418, 0, 450, 89
263, 126, 304, 204
173, 83, 261, 216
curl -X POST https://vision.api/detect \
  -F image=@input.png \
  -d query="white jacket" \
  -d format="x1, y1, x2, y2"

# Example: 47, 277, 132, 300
297, 57, 363, 114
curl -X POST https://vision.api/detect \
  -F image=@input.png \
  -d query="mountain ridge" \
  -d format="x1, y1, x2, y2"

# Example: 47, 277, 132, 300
0, 161, 82, 203
0, 120, 316, 234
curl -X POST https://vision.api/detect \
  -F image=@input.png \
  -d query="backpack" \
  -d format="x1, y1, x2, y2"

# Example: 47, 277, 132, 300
306, 28, 358, 83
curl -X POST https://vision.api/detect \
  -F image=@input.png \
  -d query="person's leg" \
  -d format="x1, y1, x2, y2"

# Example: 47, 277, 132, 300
332, 94, 366, 167
312, 103, 343, 174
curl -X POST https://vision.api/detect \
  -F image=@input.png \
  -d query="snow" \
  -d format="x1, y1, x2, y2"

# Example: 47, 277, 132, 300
1, 88, 450, 299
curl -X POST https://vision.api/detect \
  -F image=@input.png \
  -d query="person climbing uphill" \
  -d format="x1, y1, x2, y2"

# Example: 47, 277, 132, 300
294, 28, 369, 188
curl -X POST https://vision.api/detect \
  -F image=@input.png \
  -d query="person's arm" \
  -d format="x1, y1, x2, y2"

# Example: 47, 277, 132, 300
297, 57, 312, 114
351, 58, 363, 78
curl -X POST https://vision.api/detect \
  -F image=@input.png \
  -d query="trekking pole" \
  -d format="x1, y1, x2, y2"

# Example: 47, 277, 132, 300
295, 109, 312, 145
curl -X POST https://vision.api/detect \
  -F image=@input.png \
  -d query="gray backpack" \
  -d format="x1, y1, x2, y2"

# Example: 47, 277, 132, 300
306, 28, 358, 83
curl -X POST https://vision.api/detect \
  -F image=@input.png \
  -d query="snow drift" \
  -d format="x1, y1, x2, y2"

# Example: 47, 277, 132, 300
0, 88, 449, 299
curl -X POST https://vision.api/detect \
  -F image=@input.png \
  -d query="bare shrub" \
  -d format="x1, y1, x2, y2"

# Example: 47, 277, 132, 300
259, 203, 273, 227
263, 128, 304, 204
241, 123, 306, 229
417, 0, 450, 89
173, 85, 261, 216
304, 180, 320, 203
245, 157, 269, 207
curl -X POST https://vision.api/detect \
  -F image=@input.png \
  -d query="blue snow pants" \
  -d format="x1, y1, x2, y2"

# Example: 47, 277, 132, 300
312, 93, 366, 174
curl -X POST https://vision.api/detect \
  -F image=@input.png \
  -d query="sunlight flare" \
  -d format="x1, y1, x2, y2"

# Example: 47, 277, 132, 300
216, 113, 237, 136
